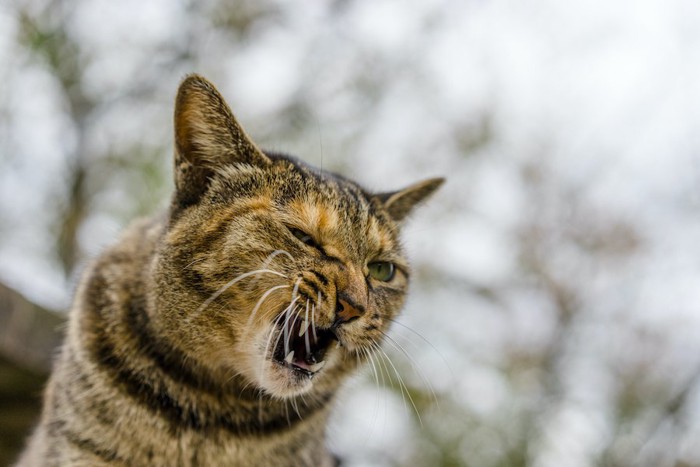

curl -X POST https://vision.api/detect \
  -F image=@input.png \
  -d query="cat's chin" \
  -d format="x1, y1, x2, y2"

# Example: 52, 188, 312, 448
236, 322, 336, 398
253, 342, 339, 398
260, 359, 320, 398
250, 307, 341, 397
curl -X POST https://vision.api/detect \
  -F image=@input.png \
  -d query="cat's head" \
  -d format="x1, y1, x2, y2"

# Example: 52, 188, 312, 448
153, 75, 442, 399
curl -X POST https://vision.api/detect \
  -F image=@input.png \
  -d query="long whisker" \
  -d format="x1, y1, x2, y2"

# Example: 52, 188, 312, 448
260, 311, 289, 378
312, 291, 321, 340
290, 278, 301, 304
367, 349, 388, 432
304, 299, 311, 356
367, 346, 386, 389
379, 330, 440, 410
266, 311, 288, 350
247, 284, 289, 326
282, 279, 303, 356
374, 343, 424, 427
262, 249, 294, 267
358, 347, 383, 443
291, 396, 302, 420
269, 297, 300, 363
371, 343, 397, 406
387, 317, 454, 379
280, 302, 298, 357
196, 269, 287, 314
248, 249, 294, 290
284, 306, 302, 357
363, 346, 381, 389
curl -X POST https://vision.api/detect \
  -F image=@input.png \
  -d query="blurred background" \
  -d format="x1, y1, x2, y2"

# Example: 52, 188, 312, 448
1, 0, 700, 465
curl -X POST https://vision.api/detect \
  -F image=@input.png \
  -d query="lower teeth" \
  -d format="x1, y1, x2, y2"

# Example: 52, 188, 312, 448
284, 350, 295, 363
309, 361, 325, 372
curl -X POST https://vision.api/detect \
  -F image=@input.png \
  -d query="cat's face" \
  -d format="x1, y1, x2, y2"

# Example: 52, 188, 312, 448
153, 75, 442, 399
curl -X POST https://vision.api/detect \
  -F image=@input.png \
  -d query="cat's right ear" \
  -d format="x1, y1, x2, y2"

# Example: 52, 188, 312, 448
376, 177, 444, 223
172, 74, 270, 208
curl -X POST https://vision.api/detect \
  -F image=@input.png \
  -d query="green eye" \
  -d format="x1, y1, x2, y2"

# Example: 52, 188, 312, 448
368, 262, 396, 282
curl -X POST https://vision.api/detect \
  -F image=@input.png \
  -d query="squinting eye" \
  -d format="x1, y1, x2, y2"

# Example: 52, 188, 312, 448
290, 227, 318, 248
368, 261, 396, 282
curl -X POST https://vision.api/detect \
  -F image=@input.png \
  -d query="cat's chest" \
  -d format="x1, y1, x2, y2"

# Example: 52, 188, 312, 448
131, 428, 335, 467
74, 408, 333, 467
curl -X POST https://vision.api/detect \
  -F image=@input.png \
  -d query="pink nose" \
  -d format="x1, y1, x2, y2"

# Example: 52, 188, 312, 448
335, 296, 364, 325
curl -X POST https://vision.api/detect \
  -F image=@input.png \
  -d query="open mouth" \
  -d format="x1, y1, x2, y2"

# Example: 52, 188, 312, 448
272, 313, 337, 377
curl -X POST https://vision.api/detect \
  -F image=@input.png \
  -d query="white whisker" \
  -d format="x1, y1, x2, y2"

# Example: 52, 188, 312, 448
268, 300, 300, 363
260, 311, 289, 377
284, 306, 302, 356
313, 291, 321, 340
387, 317, 454, 380
248, 249, 294, 290
290, 278, 301, 303
371, 347, 386, 388
281, 304, 296, 357
262, 249, 294, 265
380, 330, 440, 410
247, 284, 289, 326
361, 347, 384, 442
282, 280, 302, 355
291, 397, 302, 420
196, 269, 287, 314
372, 343, 395, 404
304, 299, 311, 356
363, 347, 381, 388
375, 345, 423, 427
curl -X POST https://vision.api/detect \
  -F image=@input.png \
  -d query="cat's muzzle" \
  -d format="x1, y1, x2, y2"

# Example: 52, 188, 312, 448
272, 315, 336, 377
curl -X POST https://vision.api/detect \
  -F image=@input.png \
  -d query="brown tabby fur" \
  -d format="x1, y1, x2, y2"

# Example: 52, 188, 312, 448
17, 75, 443, 466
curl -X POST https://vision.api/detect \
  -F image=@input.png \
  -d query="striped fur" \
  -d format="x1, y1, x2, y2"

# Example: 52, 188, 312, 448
17, 75, 443, 466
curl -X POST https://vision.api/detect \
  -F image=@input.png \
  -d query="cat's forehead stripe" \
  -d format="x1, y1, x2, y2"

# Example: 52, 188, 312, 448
267, 151, 375, 210
367, 216, 388, 252
292, 200, 340, 234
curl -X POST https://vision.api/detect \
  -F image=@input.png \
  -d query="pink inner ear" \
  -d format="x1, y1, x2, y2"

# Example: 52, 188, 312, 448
173, 74, 268, 168
174, 105, 202, 160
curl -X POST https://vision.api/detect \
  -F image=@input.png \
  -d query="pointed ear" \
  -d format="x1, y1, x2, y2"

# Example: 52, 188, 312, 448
376, 177, 445, 222
173, 74, 270, 208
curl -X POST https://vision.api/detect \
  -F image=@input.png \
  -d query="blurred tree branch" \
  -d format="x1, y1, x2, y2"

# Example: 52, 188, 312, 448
0, 282, 64, 374
19, 4, 93, 278
0, 283, 63, 465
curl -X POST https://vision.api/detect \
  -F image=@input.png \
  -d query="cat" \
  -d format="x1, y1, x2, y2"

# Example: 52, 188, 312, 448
17, 74, 443, 466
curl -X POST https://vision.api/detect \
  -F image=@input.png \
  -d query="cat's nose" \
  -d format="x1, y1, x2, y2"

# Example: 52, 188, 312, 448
334, 293, 365, 326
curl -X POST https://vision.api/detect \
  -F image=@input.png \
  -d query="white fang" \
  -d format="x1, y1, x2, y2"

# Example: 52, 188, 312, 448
298, 320, 310, 337
285, 350, 295, 363
309, 361, 326, 372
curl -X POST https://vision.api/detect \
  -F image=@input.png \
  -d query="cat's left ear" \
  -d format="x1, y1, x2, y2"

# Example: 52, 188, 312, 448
376, 177, 445, 223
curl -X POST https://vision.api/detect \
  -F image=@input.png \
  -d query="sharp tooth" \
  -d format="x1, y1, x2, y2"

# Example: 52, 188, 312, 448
309, 360, 326, 372
298, 320, 310, 337
284, 350, 295, 363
